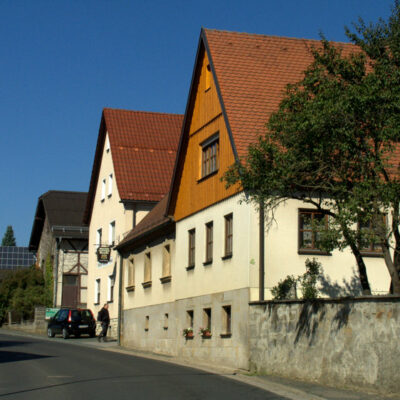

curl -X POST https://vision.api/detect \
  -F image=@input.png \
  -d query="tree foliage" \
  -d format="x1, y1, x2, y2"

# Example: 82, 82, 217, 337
1, 225, 16, 246
0, 266, 50, 324
225, 2, 400, 295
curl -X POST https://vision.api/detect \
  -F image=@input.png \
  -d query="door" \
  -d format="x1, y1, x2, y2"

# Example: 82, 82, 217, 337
62, 274, 79, 308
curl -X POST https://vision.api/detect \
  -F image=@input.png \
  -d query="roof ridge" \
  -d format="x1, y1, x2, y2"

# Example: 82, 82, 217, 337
41, 190, 88, 197
103, 108, 183, 117
203, 28, 355, 46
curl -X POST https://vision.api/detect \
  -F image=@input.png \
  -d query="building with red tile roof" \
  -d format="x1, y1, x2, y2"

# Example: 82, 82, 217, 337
115, 29, 390, 372
85, 108, 182, 336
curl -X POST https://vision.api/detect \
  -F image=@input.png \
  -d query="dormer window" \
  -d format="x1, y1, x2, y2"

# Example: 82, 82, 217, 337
201, 133, 219, 178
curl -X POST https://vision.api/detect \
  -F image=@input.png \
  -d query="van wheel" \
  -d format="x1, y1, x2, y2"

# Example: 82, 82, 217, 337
62, 328, 69, 339
47, 328, 55, 338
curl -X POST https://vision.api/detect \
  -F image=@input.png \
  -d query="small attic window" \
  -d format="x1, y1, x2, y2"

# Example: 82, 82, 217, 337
205, 64, 211, 91
105, 136, 110, 153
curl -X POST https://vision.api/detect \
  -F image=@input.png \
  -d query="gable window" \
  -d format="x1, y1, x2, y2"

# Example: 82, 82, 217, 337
101, 179, 106, 201
108, 174, 113, 197
188, 229, 196, 269
224, 213, 233, 258
105, 136, 110, 153
205, 63, 212, 91
201, 133, 219, 178
142, 252, 152, 288
358, 215, 386, 256
109, 221, 115, 246
126, 256, 135, 291
204, 222, 213, 264
298, 209, 329, 254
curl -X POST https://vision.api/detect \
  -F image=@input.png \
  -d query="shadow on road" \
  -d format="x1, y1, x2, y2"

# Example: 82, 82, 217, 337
0, 350, 52, 364
0, 340, 31, 348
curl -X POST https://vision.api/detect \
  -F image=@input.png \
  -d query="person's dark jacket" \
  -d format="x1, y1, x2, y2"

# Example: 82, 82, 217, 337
98, 307, 110, 324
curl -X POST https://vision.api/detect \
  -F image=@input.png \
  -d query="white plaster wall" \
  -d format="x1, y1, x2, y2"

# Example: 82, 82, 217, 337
174, 193, 255, 300
123, 236, 175, 310
263, 199, 391, 298
87, 132, 134, 321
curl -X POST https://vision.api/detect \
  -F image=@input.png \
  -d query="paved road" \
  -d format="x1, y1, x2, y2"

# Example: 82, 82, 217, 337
0, 332, 286, 400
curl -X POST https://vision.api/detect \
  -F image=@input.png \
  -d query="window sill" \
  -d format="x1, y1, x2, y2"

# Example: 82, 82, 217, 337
197, 170, 218, 183
221, 254, 232, 260
205, 86, 211, 93
203, 260, 212, 266
186, 265, 195, 271
160, 275, 172, 284
94, 302, 100, 306
220, 333, 232, 338
298, 249, 331, 256
142, 281, 152, 289
144, 328, 149, 332
107, 194, 112, 198
163, 327, 168, 331
126, 285, 135, 292
360, 252, 383, 258
107, 300, 113, 304
101, 199, 105, 203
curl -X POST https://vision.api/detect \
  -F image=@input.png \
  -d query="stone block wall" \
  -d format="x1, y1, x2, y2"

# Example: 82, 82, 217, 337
249, 297, 400, 396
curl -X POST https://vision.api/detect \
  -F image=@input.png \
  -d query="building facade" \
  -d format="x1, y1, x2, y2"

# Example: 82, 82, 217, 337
29, 190, 89, 308
83, 108, 182, 337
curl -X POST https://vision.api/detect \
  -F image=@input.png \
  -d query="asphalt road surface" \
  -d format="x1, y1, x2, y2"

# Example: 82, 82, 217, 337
0, 332, 287, 400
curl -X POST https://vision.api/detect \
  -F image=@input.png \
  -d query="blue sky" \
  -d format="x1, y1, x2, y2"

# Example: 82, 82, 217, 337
0, 0, 394, 246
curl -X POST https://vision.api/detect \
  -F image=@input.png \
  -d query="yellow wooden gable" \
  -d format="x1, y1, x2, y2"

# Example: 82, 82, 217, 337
170, 46, 239, 222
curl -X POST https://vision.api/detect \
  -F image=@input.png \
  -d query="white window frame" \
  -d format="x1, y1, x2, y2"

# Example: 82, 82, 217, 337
95, 278, 100, 304
107, 275, 114, 302
108, 173, 113, 197
109, 221, 115, 246
96, 228, 102, 249
101, 178, 106, 201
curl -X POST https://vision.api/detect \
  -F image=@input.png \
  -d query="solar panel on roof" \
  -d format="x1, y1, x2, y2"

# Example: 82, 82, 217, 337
0, 247, 35, 270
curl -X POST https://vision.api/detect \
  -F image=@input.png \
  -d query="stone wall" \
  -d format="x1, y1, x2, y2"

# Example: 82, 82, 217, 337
249, 297, 400, 396
122, 288, 250, 369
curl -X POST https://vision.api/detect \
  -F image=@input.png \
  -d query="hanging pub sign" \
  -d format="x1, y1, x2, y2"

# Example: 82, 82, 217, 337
97, 246, 111, 263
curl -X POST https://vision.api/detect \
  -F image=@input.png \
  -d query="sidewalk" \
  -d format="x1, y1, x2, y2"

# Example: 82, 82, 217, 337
2, 328, 399, 400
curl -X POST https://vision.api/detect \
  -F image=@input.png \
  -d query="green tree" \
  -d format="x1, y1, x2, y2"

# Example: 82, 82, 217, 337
0, 266, 48, 324
1, 225, 16, 246
224, 2, 400, 295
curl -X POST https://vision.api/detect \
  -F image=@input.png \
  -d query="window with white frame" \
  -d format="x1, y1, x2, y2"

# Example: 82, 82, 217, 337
162, 244, 171, 278
107, 275, 114, 303
108, 174, 113, 197
101, 179, 106, 201
144, 252, 151, 283
109, 221, 115, 245
126, 256, 135, 290
224, 213, 233, 258
96, 228, 102, 249
95, 278, 100, 304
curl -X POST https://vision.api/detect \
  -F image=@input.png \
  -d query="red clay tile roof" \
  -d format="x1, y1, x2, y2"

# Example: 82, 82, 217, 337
116, 195, 172, 250
203, 29, 358, 160
84, 109, 183, 224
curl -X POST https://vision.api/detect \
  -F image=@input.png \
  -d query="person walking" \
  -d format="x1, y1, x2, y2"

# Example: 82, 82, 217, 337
97, 303, 110, 342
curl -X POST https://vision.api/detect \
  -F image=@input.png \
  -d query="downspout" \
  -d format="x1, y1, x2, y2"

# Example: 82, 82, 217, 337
54, 238, 61, 307
259, 203, 265, 301
117, 253, 124, 346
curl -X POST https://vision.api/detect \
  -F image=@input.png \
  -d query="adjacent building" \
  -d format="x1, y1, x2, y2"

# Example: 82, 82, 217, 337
29, 190, 89, 308
83, 108, 182, 337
